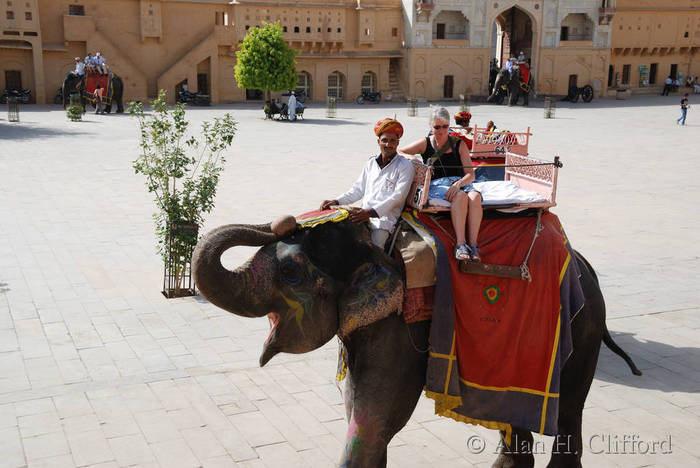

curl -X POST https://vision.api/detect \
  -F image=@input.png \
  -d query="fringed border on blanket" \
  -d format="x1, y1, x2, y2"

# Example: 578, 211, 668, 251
429, 402, 514, 446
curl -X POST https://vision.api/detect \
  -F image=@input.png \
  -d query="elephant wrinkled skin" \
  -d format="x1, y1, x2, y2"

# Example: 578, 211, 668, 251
192, 218, 630, 468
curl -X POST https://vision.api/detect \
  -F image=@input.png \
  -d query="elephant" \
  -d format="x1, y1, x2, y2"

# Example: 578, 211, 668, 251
488, 67, 531, 107
192, 216, 640, 468
62, 71, 124, 113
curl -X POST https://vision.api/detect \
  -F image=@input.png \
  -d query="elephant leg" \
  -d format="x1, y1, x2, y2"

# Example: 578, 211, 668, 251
340, 315, 429, 468
547, 257, 605, 468
492, 428, 535, 468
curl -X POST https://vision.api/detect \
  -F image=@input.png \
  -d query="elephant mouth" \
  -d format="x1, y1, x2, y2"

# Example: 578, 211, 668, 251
264, 312, 279, 344
260, 312, 280, 366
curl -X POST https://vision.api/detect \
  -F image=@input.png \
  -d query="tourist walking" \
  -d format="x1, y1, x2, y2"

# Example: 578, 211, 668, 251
676, 93, 689, 125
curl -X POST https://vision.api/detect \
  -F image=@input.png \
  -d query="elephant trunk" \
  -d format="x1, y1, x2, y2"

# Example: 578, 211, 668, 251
192, 223, 279, 318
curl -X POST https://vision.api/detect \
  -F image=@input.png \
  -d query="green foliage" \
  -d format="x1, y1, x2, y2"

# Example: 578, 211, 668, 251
234, 21, 298, 94
66, 103, 84, 121
128, 90, 237, 292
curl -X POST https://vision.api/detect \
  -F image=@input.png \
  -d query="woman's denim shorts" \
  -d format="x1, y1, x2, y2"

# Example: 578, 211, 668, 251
428, 176, 480, 200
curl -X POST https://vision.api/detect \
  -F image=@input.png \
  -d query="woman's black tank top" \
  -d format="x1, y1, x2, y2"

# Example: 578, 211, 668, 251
420, 136, 463, 179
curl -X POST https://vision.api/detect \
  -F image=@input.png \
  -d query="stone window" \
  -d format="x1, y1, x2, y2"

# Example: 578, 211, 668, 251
6, 10, 13, 19
297, 71, 311, 98
392, 27, 398, 37
24, 11, 30, 20
306, 26, 310, 33
294, 26, 299, 33
327, 71, 344, 99
68, 5, 85, 16
622, 64, 630, 85
432, 11, 469, 40
361, 72, 376, 93
560, 13, 594, 41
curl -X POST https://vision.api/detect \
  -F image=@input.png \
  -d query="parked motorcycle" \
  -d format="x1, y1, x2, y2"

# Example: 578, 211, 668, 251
356, 90, 381, 104
0, 88, 31, 104
177, 89, 210, 106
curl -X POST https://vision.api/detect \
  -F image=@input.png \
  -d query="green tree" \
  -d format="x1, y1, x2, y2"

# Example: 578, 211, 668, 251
234, 21, 298, 102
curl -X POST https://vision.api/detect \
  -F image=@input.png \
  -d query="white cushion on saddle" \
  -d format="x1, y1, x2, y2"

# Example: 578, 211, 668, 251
428, 180, 546, 207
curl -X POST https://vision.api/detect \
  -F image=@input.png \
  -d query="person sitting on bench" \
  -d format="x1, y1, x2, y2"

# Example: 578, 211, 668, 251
399, 107, 483, 262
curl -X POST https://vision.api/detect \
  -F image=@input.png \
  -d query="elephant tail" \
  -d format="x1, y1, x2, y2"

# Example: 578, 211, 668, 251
602, 326, 643, 376
574, 250, 642, 376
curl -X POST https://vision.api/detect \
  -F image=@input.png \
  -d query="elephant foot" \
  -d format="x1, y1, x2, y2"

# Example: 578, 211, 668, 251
546, 454, 582, 468
491, 453, 534, 468
492, 430, 534, 468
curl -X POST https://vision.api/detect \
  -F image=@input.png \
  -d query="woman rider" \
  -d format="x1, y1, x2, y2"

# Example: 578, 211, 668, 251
398, 107, 483, 262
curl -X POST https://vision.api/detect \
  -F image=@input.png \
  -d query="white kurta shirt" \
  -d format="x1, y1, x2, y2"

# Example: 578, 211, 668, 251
336, 153, 415, 232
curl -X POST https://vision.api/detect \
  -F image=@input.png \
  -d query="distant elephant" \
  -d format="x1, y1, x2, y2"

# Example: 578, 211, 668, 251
192, 217, 640, 468
488, 67, 531, 107
62, 71, 124, 113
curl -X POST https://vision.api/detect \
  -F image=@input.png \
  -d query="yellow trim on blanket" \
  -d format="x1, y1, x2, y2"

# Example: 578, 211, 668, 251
539, 313, 561, 434
459, 379, 560, 398
537, 251, 570, 433
559, 253, 571, 285
425, 390, 462, 413
428, 351, 457, 361
444, 332, 457, 395
434, 405, 513, 446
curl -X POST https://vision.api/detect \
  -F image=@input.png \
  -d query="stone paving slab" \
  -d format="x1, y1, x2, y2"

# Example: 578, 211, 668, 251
0, 95, 698, 467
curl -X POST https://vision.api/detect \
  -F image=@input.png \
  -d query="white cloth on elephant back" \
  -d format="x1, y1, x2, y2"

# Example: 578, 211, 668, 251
335, 154, 415, 233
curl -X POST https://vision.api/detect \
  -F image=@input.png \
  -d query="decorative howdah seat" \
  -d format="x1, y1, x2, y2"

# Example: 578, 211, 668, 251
406, 126, 560, 213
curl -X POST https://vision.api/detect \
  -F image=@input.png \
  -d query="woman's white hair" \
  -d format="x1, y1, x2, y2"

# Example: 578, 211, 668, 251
428, 106, 451, 127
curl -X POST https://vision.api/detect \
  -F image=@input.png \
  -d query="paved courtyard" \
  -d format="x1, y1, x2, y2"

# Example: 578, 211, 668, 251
0, 95, 698, 467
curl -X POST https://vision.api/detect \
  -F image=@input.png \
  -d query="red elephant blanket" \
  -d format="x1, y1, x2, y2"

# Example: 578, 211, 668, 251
82, 71, 114, 105
404, 210, 584, 439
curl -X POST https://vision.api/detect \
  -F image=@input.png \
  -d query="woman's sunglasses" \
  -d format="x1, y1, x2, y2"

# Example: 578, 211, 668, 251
432, 124, 449, 129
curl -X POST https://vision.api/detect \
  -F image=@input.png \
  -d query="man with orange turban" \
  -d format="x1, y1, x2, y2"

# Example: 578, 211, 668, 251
320, 118, 415, 248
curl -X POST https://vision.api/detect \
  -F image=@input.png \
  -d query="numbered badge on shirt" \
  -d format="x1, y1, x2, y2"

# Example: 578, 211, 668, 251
384, 178, 396, 192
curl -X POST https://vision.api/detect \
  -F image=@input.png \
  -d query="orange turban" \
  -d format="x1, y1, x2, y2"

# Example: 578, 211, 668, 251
374, 118, 403, 138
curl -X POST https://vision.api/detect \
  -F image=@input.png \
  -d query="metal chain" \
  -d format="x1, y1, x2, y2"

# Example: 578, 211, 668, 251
519, 209, 544, 282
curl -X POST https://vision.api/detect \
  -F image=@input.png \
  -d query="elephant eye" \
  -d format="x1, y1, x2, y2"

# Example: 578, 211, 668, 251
280, 262, 303, 285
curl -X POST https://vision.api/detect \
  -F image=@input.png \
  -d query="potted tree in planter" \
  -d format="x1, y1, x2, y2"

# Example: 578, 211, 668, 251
66, 93, 84, 121
129, 90, 237, 297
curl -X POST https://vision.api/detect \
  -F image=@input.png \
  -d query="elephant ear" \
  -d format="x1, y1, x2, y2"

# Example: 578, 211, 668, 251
338, 261, 404, 339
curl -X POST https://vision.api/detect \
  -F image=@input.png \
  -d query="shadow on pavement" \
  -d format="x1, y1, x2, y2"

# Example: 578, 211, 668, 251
595, 331, 700, 393
0, 123, 91, 140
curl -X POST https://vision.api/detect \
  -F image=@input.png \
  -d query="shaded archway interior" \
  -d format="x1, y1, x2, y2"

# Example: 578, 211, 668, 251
491, 7, 533, 68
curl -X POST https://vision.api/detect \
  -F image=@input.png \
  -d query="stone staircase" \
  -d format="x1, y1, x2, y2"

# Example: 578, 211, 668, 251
387, 61, 405, 102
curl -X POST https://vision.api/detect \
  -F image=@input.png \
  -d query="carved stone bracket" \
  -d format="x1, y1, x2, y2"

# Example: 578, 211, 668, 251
598, 7, 616, 26
416, 2, 434, 22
